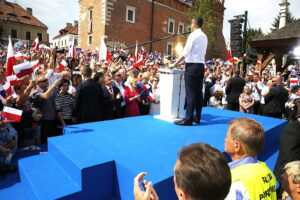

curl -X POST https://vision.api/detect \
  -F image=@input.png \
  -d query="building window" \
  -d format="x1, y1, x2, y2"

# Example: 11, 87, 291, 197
168, 19, 175, 34
89, 36, 93, 46
178, 22, 184, 34
26, 31, 31, 40
11, 29, 17, 38
167, 42, 173, 56
126, 6, 136, 23
74, 39, 78, 46
88, 9, 93, 33
37, 33, 42, 42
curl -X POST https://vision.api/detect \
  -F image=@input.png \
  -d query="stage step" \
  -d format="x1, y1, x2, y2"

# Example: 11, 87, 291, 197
0, 183, 27, 200
19, 153, 81, 200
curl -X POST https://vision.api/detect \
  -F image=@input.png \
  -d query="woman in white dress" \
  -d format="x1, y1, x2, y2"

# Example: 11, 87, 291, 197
149, 77, 160, 114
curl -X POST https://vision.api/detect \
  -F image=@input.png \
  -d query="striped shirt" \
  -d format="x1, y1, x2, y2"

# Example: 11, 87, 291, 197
54, 92, 74, 120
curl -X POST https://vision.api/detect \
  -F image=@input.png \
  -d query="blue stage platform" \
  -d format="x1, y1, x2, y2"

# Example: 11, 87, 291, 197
0, 107, 287, 200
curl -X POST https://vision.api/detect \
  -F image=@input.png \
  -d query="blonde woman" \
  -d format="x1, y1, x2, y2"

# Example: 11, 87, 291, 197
281, 161, 300, 200
239, 85, 254, 113
124, 76, 141, 117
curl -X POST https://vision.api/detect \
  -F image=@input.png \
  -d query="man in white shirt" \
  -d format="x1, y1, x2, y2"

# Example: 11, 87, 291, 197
170, 17, 208, 126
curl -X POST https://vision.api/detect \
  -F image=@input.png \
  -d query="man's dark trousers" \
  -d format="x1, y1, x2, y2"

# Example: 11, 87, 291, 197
184, 63, 204, 122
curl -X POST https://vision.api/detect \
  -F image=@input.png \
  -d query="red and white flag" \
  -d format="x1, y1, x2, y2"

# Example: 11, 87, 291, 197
134, 57, 143, 67
59, 60, 67, 70
68, 44, 75, 58
256, 60, 262, 66
119, 49, 126, 55
6, 75, 18, 86
6, 36, 16, 77
32, 37, 39, 51
142, 84, 151, 91
1, 106, 23, 122
13, 62, 33, 78
99, 38, 112, 62
148, 92, 155, 102
31, 60, 40, 70
134, 41, 138, 63
233, 57, 239, 63
15, 52, 24, 61
290, 78, 298, 84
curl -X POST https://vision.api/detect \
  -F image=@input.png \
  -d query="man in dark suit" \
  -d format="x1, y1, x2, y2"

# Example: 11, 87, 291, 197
102, 75, 123, 120
225, 70, 245, 111
263, 76, 289, 118
73, 66, 106, 123
274, 99, 300, 197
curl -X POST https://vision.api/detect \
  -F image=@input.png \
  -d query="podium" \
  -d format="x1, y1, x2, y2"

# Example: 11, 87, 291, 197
154, 68, 185, 122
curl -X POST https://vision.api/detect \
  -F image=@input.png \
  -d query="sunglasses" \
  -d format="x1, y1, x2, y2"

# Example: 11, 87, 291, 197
38, 79, 48, 83
153, 79, 159, 82
116, 74, 121, 76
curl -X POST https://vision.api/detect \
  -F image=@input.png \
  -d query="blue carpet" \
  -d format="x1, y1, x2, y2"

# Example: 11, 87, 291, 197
0, 107, 287, 200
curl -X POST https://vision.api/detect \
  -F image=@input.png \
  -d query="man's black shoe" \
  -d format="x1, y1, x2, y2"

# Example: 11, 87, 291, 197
193, 116, 200, 124
174, 119, 193, 126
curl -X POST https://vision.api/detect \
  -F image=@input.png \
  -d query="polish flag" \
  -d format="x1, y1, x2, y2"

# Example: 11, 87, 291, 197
23, 54, 28, 61
134, 57, 143, 67
141, 46, 148, 60
256, 60, 262, 66
31, 60, 40, 70
142, 84, 151, 90
215, 58, 221, 63
6, 75, 18, 86
148, 92, 155, 102
32, 37, 39, 51
290, 78, 298, 84
227, 50, 232, 62
13, 62, 33, 78
148, 62, 155, 67
134, 41, 138, 63
99, 38, 112, 62
15, 52, 24, 61
6, 36, 16, 77
233, 57, 239, 63
68, 44, 75, 58
59, 60, 67, 70
119, 49, 126, 55
1, 106, 23, 122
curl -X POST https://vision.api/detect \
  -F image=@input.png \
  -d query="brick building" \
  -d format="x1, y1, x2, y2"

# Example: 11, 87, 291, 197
78, 0, 227, 59
52, 21, 78, 48
0, 0, 48, 45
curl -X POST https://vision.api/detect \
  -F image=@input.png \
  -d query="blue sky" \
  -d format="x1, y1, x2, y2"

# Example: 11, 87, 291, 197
15, 0, 300, 41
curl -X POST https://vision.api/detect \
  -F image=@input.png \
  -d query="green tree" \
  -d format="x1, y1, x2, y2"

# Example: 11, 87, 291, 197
244, 28, 265, 63
187, 0, 219, 44
270, 8, 298, 32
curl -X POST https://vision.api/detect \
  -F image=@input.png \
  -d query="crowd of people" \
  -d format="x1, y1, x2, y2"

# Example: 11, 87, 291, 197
0, 40, 299, 199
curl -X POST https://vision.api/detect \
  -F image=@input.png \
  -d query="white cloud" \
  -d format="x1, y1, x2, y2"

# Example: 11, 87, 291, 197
16, 0, 78, 38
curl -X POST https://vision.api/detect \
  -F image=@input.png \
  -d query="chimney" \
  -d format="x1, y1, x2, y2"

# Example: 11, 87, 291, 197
26, 8, 32, 15
74, 20, 78, 26
279, 0, 290, 29
66, 23, 72, 28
